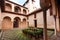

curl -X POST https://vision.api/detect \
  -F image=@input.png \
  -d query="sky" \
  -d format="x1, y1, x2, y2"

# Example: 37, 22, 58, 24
10, 0, 27, 5
10, 0, 40, 8
34, 0, 40, 8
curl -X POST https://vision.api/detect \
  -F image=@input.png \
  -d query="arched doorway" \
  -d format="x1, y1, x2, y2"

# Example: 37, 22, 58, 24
2, 16, 12, 29
22, 18, 27, 28
13, 17, 21, 28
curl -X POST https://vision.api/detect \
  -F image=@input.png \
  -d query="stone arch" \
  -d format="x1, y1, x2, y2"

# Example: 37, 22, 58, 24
23, 9, 27, 14
13, 17, 21, 28
2, 16, 12, 29
5, 3, 12, 11
3, 16, 11, 20
14, 6, 21, 13
22, 18, 27, 28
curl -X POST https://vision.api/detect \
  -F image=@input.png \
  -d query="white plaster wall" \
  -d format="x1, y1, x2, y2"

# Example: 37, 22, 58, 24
36, 12, 44, 28
28, 15, 34, 27
1, 13, 27, 22
1, 0, 55, 29
1, 13, 27, 29
28, 9, 55, 29
5, 1, 28, 14
25, 2, 33, 13
47, 9, 55, 29
24, 0, 39, 13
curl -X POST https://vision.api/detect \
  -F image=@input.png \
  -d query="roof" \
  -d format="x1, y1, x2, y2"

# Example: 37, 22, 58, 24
23, 0, 35, 6
23, 0, 29, 6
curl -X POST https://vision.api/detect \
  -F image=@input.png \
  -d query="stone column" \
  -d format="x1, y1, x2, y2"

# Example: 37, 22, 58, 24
43, 10, 48, 40
54, 15, 60, 35
21, 8, 23, 14
11, 20, 14, 29
56, 16, 60, 32
27, 17, 29, 27
12, 4, 14, 12
20, 19, 23, 29
27, 20, 29, 27
54, 6, 60, 33
0, 20, 2, 30
54, 16, 57, 35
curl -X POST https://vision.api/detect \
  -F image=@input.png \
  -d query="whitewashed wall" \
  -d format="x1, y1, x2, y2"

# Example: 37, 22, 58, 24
28, 9, 55, 29
36, 12, 44, 28
28, 15, 34, 27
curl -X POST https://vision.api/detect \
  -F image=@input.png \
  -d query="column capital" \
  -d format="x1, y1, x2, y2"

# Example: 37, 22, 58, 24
27, 20, 29, 22
56, 16, 60, 18
11, 20, 14, 22
21, 19, 23, 22
21, 8, 23, 14
34, 18, 37, 20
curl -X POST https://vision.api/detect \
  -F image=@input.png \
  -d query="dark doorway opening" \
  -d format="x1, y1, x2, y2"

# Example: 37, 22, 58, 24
13, 17, 20, 28
13, 19, 19, 28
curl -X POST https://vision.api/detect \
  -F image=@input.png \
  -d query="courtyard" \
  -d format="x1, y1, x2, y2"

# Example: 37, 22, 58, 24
0, 28, 54, 40
0, 0, 60, 40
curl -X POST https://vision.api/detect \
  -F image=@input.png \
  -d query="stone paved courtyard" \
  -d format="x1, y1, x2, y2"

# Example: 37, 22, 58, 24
0, 29, 54, 40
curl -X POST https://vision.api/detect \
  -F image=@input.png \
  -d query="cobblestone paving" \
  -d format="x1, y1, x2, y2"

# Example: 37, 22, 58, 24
49, 32, 60, 40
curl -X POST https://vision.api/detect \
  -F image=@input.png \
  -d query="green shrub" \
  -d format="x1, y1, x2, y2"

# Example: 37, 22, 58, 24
22, 27, 43, 36
10, 30, 32, 40
17, 32, 32, 40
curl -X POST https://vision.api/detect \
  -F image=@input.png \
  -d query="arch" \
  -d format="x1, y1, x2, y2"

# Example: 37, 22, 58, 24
23, 9, 27, 14
23, 18, 26, 21
14, 17, 21, 21
3, 16, 11, 20
2, 16, 12, 29
14, 6, 21, 13
13, 17, 21, 28
5, 3, 12, 11
22, 18, 27, 28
